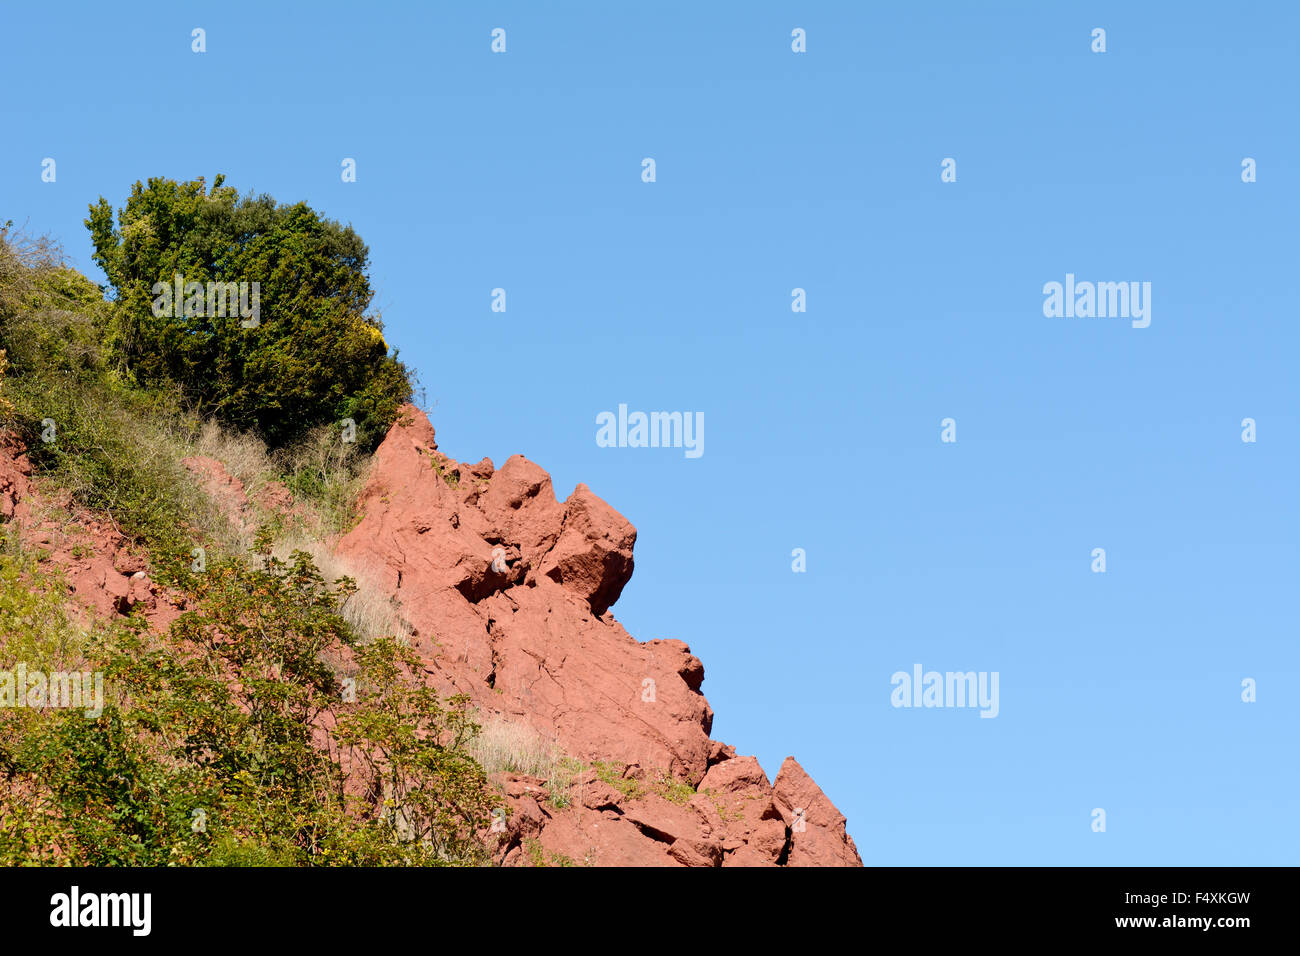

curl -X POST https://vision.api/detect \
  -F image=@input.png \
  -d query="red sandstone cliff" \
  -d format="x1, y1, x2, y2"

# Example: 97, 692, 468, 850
333, 406, 861, 866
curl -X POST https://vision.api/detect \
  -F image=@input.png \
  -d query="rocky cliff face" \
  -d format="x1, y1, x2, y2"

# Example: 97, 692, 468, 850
334, 406, 861, 866
0, 407, 861, 866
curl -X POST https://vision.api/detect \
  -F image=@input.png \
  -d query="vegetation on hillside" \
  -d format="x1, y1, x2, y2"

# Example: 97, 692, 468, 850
0, 531, 497, 865
0, 194, 499, 866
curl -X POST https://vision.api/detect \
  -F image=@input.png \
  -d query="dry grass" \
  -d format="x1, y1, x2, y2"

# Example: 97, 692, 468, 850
179, 417, 400, 641
191, 419, 273, 492
268, 530, 404, 641
468, 713, 564, 779
275, 424, 369, 537
185, 418, 368, 534
0, 227, 60, 305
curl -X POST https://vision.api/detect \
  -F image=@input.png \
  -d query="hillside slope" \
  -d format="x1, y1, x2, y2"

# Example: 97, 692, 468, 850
1, 403, 861, 866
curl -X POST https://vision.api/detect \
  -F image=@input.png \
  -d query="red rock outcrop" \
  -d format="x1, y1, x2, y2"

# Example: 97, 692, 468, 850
773, 757, 862, 867
0, 432, 31, 519
0, 434, 181, 630
337, 405, 862, 866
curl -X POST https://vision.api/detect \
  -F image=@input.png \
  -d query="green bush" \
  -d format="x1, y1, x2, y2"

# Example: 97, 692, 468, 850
277, 422, 368, 536
0, 225, 109, 379
0, 535, 499, 866
86, 176, 411, 449
3, 368, 211, 556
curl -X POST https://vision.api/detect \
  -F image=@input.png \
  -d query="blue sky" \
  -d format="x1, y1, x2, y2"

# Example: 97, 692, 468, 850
3, 2, 1296, 865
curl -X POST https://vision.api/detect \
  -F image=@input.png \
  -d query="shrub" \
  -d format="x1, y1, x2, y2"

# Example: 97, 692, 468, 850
0, 225, 109, 378
0, 534, 499, 866
4, 368, 213, 556
276, 422, 368, 535
85, 176, 411, 449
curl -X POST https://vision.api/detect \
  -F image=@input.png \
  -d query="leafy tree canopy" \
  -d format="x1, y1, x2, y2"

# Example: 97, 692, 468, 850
86, 176, 411, 449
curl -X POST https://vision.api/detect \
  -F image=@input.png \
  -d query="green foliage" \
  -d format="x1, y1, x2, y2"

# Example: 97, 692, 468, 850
0, 225, 217, 557
593, 760, 645, 801
703, 788, 747, 823
582, 761, 695, 806
650, 770, 697, 805
0, 350, 10, 426
277, 423, 367, 536
0, 535, 499, 866
86, 176, 411, 449
0, 207, 397, 558
0, 547, 175, 865
5, 371, 210, 556
0, 538, 87, 676
333, 637, 497, 861
522, 837, 576, 868
430, 456, 460, 489
524, 837, 547, 866
0, 226, 109, 379
545, 755, 584, 809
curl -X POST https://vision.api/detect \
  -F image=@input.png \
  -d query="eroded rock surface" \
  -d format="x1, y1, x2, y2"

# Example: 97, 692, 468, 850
336, 406, 862, 866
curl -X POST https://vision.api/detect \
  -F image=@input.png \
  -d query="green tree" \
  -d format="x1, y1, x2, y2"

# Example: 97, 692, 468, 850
86, 176, 411, 449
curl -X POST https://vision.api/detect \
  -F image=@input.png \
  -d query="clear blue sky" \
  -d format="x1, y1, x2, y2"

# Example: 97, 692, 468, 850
3, 2, 1296, 865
